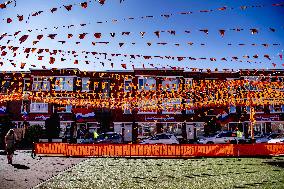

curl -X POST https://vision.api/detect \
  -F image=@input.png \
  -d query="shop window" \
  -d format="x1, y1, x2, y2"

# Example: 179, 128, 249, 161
87, 123, 99, 133
162, 123, 182, 136
195, 123, 205, 137
59, 122, 72, 138
82, 77, 90, 92
30, 101, 48, 113
138, 77, 156, 91
138, 123, 156, 138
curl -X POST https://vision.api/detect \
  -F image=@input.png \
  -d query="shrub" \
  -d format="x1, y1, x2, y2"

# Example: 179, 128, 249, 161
25, 124, 43, 144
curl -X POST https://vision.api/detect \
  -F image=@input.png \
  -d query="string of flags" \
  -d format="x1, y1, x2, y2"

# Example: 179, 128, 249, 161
1, 27, 282, 45
1, 0, 124, 24
1, 44, 281, 62
0, 0, 14, 9
2, 1, 284, 24
0, 44, 282, 70
1, 20, 282, 38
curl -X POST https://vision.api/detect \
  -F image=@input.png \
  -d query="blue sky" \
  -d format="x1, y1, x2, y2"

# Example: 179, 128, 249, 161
0, 0, 283, 71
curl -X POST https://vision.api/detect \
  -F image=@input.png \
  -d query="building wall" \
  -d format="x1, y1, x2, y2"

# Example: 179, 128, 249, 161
1, 68, 284, 140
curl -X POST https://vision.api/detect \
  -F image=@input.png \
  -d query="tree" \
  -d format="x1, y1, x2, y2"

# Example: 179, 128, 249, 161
45, 110, 60, 142
25, 124, 43, 144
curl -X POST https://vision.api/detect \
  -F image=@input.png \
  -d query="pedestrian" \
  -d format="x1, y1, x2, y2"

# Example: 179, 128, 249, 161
5, 129, 16, 164
93, 130, 99, 139
235, 127, 244, 144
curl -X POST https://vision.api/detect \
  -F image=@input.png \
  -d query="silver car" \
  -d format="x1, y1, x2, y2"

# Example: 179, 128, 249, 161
256, 133, 281, 143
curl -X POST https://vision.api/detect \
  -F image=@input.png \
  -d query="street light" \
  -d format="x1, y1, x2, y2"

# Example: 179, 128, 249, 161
250, 107, 256, 141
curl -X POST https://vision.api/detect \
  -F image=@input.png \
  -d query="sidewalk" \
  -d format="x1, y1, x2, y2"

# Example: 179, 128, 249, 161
0, 150, 86, 189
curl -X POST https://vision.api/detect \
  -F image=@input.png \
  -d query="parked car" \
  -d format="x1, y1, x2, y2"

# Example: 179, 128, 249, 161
267, 135, 284, 144
197, 131, 243, 144
94, 132, 123, 144
139, 133, 179, 144
256, 133, 281, 143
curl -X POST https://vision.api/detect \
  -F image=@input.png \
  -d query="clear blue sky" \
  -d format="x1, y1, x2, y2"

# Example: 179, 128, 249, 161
0, 0, 283, 71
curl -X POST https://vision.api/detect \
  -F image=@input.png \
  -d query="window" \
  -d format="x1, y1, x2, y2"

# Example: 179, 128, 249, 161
185, 99, 194, 114
21, 100, 30, 114
184, 78, 193, 90
82, 77, 90, 92
123, 103, 132, 114
138, 77, 156, 91
23, 79, 30, 91
138, 123, 157, 138
269, 104, 284, 113
162, 123, 182, 136
229, 105, 236, 113
55, 77, 74, 91
32, 77, 50, 91
243, 77, 260, 91
245, 106, 251, 114
161, 78, 179, 91
138, 99, 157, 114
59, 122, 72, 138
1, 80, 10, 93
255, 105, 264, 113
94, 81, 99, 91
102, 80, 110, 98
124, 79, 132, 92
162, 98, 181, 114
30, 101, 48, 113
56, 104, 72, 113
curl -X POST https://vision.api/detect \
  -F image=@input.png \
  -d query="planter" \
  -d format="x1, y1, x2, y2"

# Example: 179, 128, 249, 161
39, 139, 48, 143
52, 139, 63, 143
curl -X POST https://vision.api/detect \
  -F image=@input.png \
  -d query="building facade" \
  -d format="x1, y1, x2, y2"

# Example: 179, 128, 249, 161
0, 68, 284, 142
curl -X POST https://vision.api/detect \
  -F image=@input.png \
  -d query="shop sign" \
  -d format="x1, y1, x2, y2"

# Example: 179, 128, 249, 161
255, 115, 280, 121
35, 115, 50, 121
145, 116, 175, 121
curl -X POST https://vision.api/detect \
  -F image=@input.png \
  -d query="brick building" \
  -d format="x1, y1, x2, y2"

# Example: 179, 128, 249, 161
0, 68, 284, 142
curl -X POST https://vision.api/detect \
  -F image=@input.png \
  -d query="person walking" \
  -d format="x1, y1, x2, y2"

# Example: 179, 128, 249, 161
93, 130, 99, 140
5, 129, 16, 164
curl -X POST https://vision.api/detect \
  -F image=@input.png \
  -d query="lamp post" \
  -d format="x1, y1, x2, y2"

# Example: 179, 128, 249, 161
250, 107, 256, 142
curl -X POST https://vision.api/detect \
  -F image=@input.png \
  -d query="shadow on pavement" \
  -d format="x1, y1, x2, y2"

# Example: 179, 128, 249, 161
265, 161, 284, 168
12, 164, 30, 170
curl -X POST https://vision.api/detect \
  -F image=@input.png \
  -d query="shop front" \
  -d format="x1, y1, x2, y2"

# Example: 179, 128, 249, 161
72, 108, 98, 142
113, 120, 205, 143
